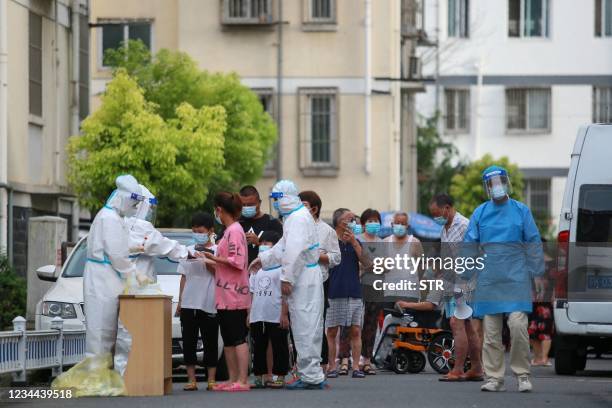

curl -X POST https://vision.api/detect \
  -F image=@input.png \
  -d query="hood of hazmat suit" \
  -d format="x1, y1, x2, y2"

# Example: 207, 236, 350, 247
259, 179, 325, 385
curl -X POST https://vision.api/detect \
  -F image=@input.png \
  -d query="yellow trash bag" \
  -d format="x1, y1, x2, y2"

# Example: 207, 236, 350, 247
51, 353, 126, 397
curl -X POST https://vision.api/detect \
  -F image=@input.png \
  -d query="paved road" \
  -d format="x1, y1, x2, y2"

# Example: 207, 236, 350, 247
4, 358, 612, 408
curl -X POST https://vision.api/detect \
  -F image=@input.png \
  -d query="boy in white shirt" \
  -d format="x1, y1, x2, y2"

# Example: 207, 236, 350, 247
177, 212, 218, 391
249, 231, 290, 389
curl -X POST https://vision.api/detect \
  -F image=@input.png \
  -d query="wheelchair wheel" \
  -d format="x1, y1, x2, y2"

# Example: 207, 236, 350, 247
427, 332, 456, 374
391, 350, 426, 374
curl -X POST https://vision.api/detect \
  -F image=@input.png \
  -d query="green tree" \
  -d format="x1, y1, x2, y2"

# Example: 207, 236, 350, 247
449, 154, 525, 217
67, 70, 227, 225
0, 252, 26, 330
105, 41, 277, 193
417, 115, 464, 212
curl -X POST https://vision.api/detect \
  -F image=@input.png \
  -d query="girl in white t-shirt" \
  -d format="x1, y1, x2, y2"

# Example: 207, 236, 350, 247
177, 213, 218, 391
249, 231, 290, 389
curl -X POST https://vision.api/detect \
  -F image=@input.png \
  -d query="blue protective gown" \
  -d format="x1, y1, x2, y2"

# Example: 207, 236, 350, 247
463, 199, 544, 317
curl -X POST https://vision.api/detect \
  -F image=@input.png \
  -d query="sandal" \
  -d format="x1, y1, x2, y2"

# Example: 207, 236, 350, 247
225, 382, 251, 392
338, 364, 349, 376
462, 369, 485, 382
250, 376, 266, 389
362, 364, 376, 375
211, 382, 232, 391
326, 369, 339, 378
183, 381, 198, 391
206, 381, 217, 391
352, 370, 366, 378
265, 379, 286, 389
439, 372, 466, 382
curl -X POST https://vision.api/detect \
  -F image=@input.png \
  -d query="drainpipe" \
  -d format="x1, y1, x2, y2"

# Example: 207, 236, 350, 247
275, 0, 283, 180
474, 54, 484, 159
364, 0, 372, 175
70, 0, 80, 236
0, 0, 9, 253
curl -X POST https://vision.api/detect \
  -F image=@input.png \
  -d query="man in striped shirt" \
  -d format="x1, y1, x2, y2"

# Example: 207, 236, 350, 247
429, 193, 484, 382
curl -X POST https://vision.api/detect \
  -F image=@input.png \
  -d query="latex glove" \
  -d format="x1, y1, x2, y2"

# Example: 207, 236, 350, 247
136, 273, 150, 287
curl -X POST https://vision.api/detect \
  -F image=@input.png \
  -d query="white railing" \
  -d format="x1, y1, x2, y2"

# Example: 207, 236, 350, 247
0, 316, 86, 382
222, 0, 273, 25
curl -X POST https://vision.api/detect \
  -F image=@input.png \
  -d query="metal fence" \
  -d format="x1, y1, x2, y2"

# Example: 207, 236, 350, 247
0, 316, 85, 382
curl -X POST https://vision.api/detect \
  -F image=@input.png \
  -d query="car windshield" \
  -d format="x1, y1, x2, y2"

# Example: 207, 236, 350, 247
62, 232, 193, 278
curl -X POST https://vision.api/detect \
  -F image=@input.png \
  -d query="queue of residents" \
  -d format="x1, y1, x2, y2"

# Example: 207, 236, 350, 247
80, 164, 547, 395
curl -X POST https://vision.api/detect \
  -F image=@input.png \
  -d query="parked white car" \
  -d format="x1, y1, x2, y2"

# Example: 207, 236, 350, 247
34, 229, 224, 368
554, 124, 612, 375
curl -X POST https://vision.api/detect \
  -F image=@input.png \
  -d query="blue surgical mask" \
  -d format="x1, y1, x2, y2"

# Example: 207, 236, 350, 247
259, 245, 271, 254
365, 222, 381, 236
491, 185, 507, 200
392, 224, 407, 237
352, 223, 363, 235
242, 206, 257, 218
214, 212, 222, 224
273, 200, 280, 212
433, 216, 447, 226
193, 233, 209, 244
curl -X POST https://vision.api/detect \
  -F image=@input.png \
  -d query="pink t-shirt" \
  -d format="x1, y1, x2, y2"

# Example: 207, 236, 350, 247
214, 221, 250, 310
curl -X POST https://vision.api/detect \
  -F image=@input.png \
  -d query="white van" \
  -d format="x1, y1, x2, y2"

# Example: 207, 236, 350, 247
554, 124, 612, 375
34, 230, 224, 369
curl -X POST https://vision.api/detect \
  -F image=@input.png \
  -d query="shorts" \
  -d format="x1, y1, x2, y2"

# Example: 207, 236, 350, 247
217, 309, 249, 347
325, 297, 363, 328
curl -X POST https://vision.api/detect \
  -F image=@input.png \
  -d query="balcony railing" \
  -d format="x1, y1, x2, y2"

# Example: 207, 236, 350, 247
222, 0, 274, 25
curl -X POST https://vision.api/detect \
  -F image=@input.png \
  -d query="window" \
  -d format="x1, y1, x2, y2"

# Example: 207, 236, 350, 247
79, 14, 90, 121
29, 12, 43, 117
448, 0, 469, 38
222, 0, 273, 24
444, 89, 470, 132
593, 87, 612, 123
506, 88, 551, 132
595, 0, 612, 36
524, 178, 551, 218
310, 0, 335, 21
298, 88, 338, 173
100, 22, 151, 67
508, 0, 549, 37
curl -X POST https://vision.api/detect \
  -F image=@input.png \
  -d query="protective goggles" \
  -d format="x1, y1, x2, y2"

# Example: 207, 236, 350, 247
130, 193, 146, 202
148, 197, 158, 205
269, 191, 284, 200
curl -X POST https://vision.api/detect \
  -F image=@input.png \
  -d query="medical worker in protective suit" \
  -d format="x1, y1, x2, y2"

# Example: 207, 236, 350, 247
51, 175, 147, 397
126, 184, 189, 282
463, 166, 544, 393
249, 180, 327, 390
113, 185, 190, 376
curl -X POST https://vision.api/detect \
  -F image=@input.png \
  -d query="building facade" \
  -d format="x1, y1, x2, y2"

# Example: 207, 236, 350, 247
0, 0, 89, 276
89, 0, 425, 220
416, 0, 612, 232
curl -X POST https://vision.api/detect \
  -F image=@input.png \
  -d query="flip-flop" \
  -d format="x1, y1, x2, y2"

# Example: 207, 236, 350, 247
362, 365, 377, 375
265, 379, 286, 389
326, 370, 339, 378
462, 371, 485, 382
211, 382, 232, 391
225, 382, 250, 392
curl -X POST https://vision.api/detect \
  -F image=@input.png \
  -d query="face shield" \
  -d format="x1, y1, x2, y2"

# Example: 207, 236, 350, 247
482, 167, 512, 200
145, 197, 158, 224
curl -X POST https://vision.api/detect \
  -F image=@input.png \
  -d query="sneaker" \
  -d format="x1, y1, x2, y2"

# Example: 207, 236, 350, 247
517, 375, 532, 392
285, 379, 329, 390
480, 379, 506, 392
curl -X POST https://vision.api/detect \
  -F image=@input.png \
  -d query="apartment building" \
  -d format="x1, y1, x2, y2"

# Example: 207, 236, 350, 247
416, 0, 612, 231
0, 0, 89, 276
89, 0, 426, 220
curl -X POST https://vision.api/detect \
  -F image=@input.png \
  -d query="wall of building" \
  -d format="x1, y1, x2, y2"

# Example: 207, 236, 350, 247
416, 0, 612, 231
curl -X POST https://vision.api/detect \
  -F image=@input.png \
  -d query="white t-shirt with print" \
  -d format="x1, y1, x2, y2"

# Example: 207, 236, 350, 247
178, 244, 217, 314
249, 266, 282, 324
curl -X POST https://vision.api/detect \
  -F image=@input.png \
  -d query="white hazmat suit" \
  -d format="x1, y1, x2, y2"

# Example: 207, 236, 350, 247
84, 175, 145, 358
259, 180, 325, 385
126, 185, 189, 282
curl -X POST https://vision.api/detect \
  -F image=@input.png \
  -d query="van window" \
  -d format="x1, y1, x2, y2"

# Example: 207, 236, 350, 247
577, 185, 612, 243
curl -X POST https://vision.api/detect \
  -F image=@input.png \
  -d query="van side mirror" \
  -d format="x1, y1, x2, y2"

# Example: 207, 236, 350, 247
37, 265, 58, 282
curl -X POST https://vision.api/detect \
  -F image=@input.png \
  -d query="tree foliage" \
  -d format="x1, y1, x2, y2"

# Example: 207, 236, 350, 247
450, 154, 525, 217
105, 41, 277, 193
417, 115, 464, 212
67, 70, 227, 225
